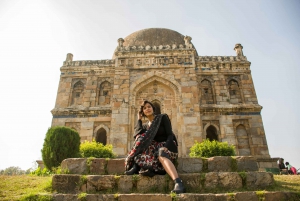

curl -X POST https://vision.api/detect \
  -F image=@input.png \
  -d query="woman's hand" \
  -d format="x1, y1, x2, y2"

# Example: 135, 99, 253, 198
138, 111, 143, 120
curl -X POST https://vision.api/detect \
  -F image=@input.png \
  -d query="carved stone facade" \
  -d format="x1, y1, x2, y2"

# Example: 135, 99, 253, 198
51, 28, 270, 158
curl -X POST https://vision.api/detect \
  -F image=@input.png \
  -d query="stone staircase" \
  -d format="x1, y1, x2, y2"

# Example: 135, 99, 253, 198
48, 157, 299, 201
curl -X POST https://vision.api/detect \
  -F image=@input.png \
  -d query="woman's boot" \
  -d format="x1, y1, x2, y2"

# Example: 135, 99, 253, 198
171, 178, 186, 194
125, 163, 139, 175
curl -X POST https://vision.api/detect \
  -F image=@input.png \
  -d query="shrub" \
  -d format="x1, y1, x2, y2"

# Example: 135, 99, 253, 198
41, 126, 80, 170
189, 139, 235, 158
80, 140, 115, 158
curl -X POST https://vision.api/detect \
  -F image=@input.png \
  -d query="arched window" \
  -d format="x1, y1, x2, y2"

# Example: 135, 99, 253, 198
98, 81, 111, 105
96, 128, 107, 145
228, 80, 242, 104
206, 125, 218, 141
201, 79, 214, 104
71, 81, 84, 105
236, 125, 250, 156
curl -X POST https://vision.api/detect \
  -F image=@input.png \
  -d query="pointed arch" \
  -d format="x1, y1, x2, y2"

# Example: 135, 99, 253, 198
200, 79, 214, 104
98, 81, 112, 105
203, 122, 220, 141
70, 80, 85, 106
235, 124, 251, 156
94, 124, 110, 145
130, 72, 181, 106
228, 79, 242, 104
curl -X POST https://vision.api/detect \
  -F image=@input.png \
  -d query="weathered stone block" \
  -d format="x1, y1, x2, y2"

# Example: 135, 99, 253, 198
53, 194, 78, 201
208, 156, 232, 172
136, 175, 166, 193
86, 175, 116, 193
86, 194, 116, 201
118, 175, 133, 193
90, 158, 107, 175
236, 156, 258, 171
52, 174, 81, 193
61, 158, 88, 174
204, 172, 219, 189
264, 192, 300, 201
179, 173, 202, 192
177, 193, 228, 201
107, 158, 125, 174
218, 172, 242, 189
246, 172, 274, 189
235, 192, 258, 201
177, 158, 203, 173
118, 194, 172, 201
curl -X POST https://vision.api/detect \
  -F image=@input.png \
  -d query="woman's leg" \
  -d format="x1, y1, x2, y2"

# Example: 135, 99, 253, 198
159, 156, 185, 193
158, 156, 178, 180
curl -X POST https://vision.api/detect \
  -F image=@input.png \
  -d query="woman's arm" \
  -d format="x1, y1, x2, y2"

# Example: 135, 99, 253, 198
134, 112, 147, 137
161, 114, 175, 149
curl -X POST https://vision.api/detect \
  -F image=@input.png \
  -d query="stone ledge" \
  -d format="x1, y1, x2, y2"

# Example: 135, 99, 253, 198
60, 156, 259, 175
43, 192, 300, 201
52, 172, 274, 194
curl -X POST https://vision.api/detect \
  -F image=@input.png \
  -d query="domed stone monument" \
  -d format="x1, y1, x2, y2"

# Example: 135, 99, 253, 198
51, 28, 270, 162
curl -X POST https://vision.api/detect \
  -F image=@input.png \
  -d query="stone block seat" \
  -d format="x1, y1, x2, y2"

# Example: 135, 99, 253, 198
45, 156, 299, 201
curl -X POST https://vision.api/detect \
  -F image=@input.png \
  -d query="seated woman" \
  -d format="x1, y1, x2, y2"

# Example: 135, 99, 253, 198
124, 100, 185, 194
285, 162, 297, 175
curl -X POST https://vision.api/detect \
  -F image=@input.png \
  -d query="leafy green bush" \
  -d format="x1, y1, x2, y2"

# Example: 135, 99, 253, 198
30, 167, 51, 176
41, 126, 80, 170
30, 166, 69, 176
80, 140, 115, 158
189, 139, 235, 158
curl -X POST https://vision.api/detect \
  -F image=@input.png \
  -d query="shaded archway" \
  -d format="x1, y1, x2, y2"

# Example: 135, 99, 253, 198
206, 125, 218, 141
95, 128, 107, 145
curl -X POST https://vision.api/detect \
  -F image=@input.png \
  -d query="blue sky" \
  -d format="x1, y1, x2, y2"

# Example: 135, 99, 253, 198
0, 0, 299, 170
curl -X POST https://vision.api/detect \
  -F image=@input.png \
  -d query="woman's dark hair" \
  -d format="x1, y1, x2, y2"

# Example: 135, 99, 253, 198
139, 100, 156, 117
285, 162, 289, 165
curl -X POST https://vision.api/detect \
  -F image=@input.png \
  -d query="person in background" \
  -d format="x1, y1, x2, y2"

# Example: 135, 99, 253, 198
285, 162, 297, 175
278, 158, 288, 174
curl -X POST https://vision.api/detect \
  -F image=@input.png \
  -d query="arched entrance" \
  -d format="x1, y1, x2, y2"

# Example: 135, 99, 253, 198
206, 125, 218, 141
95, 128, 107, 145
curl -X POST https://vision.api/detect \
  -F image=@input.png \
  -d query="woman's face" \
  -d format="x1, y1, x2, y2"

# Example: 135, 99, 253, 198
143, 103, 153, 117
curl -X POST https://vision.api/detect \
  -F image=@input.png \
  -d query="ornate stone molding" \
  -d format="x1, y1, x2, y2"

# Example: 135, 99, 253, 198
196, 56, 248, 62
63, 59, 115, 67
116, 44, 195, 52
200, 105, 262, 114
51, 108, 112, 118
130, 73, 182, 106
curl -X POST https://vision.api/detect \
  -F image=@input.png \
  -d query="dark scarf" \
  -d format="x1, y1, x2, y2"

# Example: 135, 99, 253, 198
125, 114, 164, 171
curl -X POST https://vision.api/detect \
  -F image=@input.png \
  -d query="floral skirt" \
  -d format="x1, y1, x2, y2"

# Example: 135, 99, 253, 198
134, 140, 178, 173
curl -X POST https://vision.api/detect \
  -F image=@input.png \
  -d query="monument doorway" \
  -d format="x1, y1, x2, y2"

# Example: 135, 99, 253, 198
206, 125, 218, 141
96, 128, 107, 145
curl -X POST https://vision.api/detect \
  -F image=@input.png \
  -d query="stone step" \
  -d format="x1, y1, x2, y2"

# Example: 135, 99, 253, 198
41, 192, 300, 201
61, 156, 259, 175
52, 172, 274, 194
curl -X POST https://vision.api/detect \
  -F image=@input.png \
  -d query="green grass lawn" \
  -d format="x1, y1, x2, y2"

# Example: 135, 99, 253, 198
0, 175, 52, 201
0, 174, 299, 201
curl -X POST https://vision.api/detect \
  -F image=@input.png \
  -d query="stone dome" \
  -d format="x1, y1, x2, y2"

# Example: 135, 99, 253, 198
123, 28, 187, 47
112, 28, 198, 58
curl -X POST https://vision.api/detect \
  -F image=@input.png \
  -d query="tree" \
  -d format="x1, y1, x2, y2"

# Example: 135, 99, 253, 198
41, 126, 80, 170
0, 166, 25, 175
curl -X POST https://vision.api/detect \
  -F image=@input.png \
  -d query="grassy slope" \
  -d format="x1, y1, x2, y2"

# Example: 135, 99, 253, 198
0, 175, 299, 200
0, 175, 52, 201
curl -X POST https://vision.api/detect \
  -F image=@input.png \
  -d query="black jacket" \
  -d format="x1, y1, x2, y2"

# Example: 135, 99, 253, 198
134, 114, 178, 153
